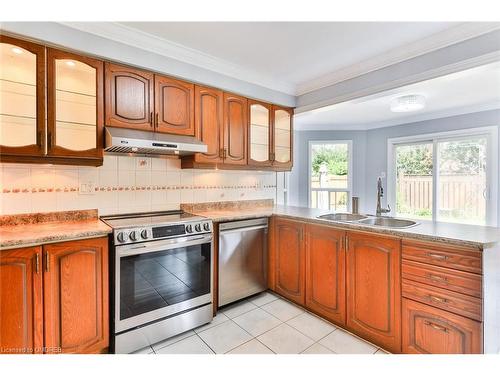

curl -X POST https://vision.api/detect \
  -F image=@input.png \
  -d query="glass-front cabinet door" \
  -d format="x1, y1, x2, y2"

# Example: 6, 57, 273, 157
248, 100, 272, 167
0, 35, 45, 157
47, 48, 103, 161
272, 106, 293, 169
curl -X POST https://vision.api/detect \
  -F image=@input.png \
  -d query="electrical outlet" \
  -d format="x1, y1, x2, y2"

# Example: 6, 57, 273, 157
79, 181, 96, 195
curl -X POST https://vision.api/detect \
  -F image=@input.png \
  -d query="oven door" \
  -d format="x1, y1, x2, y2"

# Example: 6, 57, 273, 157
115, 234, 212, 333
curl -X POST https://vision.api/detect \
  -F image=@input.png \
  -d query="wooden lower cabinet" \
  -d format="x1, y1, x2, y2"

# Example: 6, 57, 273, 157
305, 224, 346, 326
0, 246, 43, 354
402, 298, 482, 354
346, 231, 402, 353
43, 237, 109, 353
0, 237, 108, 354
271, 218, 305, 305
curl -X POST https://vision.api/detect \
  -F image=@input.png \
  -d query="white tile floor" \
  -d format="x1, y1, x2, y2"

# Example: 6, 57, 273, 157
133, 291, 389, 354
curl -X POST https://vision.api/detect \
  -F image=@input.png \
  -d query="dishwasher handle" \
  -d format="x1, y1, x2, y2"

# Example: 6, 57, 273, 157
219, 224, 268, 235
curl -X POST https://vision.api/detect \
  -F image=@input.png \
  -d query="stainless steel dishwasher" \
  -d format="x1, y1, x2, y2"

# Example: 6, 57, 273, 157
218, 218, 268, 307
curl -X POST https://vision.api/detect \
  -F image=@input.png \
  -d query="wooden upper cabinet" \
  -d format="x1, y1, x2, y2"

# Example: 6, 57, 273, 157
154, 75, 194, 135
105, 62, 154, 131
402, 298, 482, 354
193, 85, 224, 163
0, 35, 45, 157
248, 100, 272, 167
223, 93, 248, 165
0, 246, 43, 354
43, 237, 108, 354
273, 218, 305, 305
346, 231, 401, 353
271, 105, 293, 169
305, 224, 346, 326
47, 48, 103, 160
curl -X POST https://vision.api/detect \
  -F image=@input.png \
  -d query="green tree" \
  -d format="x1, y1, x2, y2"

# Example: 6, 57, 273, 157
311, 145, 348, 176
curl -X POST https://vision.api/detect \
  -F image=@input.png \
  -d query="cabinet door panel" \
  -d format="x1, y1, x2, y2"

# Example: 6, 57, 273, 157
347, 232, 401, 353
248, 100, 272, 167
402, 298, 482, 354
194, 85, 223, 163
47, 48, 103, 160
273, 218, 305, 305
223, 93, 247, 165
0, 246, 43, 354
43, 238, 108, 353
271, 106, 293, 169
105, 63, 154, 131
0, 35, 45, 157
305, 225, 346, 326
155, 75, 194, 135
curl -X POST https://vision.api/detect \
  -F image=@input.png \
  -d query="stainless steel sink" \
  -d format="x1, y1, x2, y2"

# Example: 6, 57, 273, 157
317, 213, 368, 222
358, 217, 418, 228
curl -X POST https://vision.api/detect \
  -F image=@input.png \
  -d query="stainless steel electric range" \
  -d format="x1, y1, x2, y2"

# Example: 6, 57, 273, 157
101, 210, 213, 354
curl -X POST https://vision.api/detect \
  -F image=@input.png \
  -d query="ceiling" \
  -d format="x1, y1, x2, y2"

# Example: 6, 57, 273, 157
64, 22, 500, 96
294, 60, 500, 131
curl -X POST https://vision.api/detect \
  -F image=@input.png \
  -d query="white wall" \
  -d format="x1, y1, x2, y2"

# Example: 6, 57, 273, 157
0, 155, 277, 215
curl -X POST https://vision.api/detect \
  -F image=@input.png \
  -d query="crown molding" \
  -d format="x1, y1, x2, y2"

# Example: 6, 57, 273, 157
59, 22, 296, 95
60, 22, 500, 98
296, 22, 500, 96
295, 101, 500, 132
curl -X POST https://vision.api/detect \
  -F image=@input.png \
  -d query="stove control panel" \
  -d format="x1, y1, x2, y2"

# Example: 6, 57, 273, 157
114, 220, 212, 244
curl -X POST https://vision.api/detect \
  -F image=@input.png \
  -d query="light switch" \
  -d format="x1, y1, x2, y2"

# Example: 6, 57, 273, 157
79, 181, 96, 195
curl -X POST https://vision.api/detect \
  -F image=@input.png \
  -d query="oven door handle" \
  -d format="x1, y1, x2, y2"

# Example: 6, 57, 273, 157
117, 234, 212, 257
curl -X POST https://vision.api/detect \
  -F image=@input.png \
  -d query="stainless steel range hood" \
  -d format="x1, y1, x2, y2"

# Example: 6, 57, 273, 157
104, 127, 207, 156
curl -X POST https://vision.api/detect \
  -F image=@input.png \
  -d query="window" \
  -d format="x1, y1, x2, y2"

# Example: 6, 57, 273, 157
309, 141, 352, 212
388, 127, 498, 226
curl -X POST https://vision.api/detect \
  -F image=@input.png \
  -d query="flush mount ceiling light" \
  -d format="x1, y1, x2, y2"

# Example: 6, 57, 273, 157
390, 94, 426, 113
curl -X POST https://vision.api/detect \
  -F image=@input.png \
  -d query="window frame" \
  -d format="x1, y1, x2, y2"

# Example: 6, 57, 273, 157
308, 140, 353, 211
387, 126, 498, 226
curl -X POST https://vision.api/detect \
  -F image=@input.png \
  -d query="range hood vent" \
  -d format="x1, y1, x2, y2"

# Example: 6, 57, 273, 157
104, 127, 207, 156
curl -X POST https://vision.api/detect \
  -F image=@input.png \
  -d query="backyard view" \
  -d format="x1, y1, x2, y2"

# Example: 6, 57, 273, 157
396, 137, 487, 225
310, 143, 349, 212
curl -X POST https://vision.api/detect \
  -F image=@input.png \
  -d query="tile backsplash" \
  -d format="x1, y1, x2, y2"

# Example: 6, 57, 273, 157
0, 155, 277, 216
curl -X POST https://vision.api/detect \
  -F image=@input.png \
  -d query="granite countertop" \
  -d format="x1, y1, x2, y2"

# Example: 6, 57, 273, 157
0, 210, 112, 251
189, 204, 500, 249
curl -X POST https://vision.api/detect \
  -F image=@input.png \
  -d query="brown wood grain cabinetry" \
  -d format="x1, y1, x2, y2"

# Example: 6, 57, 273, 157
105, 62, 154, 131
43, 237, 108, 353
402, 298, 482, 354
271, 105, 293, 170
0, 238, 108, 354
47, 48, 104, 162
223, 93, 248, 165
154, 75, 194, 135
346, 231, 401, 353
272, 218, 305, 305
0, 35, 46, 159
305, 224, 346, 326
0, 246, 43, 354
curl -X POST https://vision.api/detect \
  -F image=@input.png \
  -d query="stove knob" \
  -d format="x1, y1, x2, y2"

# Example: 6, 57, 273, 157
116, 232, 126, 243
186, 224, 193, 233
203, 222, 210, 231
195, 224, 202, 232
129, 231, 138, 241
141, 229, 149, 239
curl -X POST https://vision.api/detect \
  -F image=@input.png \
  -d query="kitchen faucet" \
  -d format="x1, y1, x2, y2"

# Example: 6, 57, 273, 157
376, 177, 391, 216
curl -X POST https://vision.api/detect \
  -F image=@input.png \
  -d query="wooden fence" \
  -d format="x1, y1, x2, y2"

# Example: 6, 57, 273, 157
397, 174, 486, 218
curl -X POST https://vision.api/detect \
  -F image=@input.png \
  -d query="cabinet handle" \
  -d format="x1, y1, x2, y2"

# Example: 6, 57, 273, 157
429, 295, 448, 304
47, 132, 52, 150
155, 113, 159, 128
149, 112, 153, 127
44, 251, 49, 272
345, 236, 349, 251
426, 252, 448, 261
223, 149, 227, 159
424, 321, 448, 333
219, 148, 224, 159
34, 253, 40, 274
427, 273, 448, 283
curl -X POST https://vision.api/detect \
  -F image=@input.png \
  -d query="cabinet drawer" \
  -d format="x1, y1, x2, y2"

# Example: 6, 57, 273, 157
402, 260, 482, 298
402, 298, 482, 354
402, 280, 482, 321
402, 240, 481, 274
